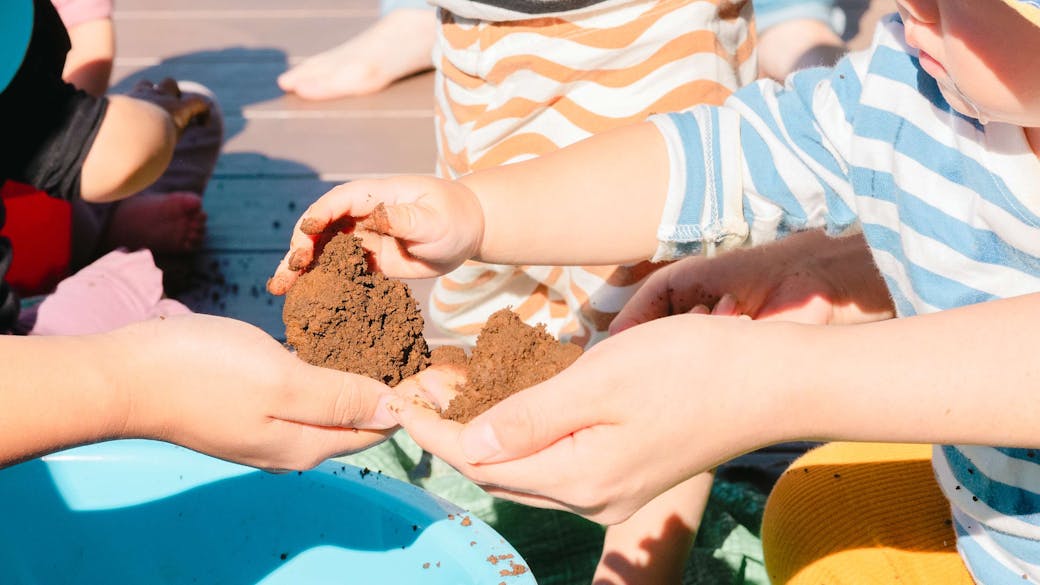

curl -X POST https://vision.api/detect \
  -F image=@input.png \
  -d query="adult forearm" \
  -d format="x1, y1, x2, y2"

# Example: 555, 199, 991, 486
789, 294, 1040, 448
460, 122, 671, 266
0, 335, 126, 468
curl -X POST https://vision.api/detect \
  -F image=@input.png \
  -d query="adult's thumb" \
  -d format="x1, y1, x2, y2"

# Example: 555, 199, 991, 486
288, 365, 398, 430
458, 374, 601, 464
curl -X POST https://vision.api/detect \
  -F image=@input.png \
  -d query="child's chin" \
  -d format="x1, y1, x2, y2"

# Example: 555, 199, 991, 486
936, 83, 988, 124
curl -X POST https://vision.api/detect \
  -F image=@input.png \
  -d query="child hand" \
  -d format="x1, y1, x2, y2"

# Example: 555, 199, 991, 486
108, 314, 398, 471
267, 176, 484, 295
611, 230, 895, 333
128, 78, 211, 134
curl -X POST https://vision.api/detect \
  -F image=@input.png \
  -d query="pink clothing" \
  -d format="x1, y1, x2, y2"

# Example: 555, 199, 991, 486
30, 249, 190, 336
51, 0, 113, 28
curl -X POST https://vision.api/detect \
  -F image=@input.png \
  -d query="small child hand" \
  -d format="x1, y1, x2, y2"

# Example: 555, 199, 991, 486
393, 364, 467, 413
267, 176, 484, 295
610, 231, 895, 334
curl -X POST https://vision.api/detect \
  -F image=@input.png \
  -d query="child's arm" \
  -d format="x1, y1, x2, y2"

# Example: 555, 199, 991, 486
268, 122, 672, 293
53, 0, 115, 95
62, 17, 114, 96
457, 121, 671, 266
393, 292, 1040, 524
0, 314, 397, 470
270, 52, 864, 293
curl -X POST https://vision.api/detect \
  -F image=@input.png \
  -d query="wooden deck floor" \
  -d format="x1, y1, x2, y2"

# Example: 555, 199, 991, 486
114, 0, 893, 345
112, 0, 441, 342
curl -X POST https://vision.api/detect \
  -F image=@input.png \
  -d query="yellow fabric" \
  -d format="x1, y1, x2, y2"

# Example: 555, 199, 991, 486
762, 442, 974, 585
1005, 0, 1040, 26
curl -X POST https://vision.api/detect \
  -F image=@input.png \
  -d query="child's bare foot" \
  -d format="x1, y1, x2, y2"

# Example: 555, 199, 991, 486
277, 8, 436, 100
103, 192, 207, 254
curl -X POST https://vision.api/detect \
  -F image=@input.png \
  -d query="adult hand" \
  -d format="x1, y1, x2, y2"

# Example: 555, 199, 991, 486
267, 176, 484, 294
106, 314, 398, 471
392, 314, 805, 524
392, 231, 893, 523
611, 230, 895, 333
128, 77, 211, 135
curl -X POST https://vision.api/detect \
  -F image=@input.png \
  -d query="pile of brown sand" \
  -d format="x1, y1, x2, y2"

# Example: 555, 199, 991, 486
282, 233, 580, 416
436, 308, 583, 423
282, 232, 430, 386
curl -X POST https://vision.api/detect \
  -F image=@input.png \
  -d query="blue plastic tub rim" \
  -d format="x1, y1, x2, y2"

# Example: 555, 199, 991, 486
0, 439, 537, 585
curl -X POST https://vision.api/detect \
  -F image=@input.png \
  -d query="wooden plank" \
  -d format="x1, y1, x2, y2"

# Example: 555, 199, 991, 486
114, 15, 379, 62
216, 117, 437, 178
118, 0, 378, 12
111, 64, 434, 116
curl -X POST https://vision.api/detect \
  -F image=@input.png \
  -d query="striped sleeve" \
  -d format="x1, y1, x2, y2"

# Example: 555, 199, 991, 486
650, 49, 869, 261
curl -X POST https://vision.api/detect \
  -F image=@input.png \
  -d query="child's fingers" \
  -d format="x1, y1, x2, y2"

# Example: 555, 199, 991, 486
756, 294, 833, 325
359, 201, 433, 242
267, 184, 383, 294
267, 248, 306, 295
711, 293, 739, 316
394, 365, 465, 411
288, 185, 388, 255
267, 216, 336, 294
389, 396, 470, 464
610, 283, 671, 334
299, 182, 387, 234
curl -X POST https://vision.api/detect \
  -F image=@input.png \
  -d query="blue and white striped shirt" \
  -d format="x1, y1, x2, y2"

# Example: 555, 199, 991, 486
651, 14, 1040, 583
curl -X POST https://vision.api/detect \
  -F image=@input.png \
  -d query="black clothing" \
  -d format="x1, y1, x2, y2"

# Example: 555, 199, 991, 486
0, 0, 109, 331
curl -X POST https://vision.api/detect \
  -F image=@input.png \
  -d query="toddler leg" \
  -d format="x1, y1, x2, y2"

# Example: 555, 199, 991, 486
762, 442, 972, 584
594, 473, 712, 584
276, 4, 436, 100
138, 80, 224, 196
71, 80, 223, 267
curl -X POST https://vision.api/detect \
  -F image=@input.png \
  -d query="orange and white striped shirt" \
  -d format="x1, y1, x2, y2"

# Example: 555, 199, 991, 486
430, 0, 757, 347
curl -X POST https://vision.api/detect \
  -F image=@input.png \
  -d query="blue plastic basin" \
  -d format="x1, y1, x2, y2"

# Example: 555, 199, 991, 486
0, 439, 536, 584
